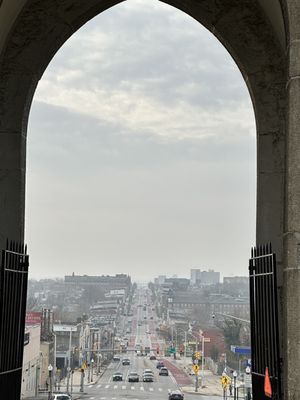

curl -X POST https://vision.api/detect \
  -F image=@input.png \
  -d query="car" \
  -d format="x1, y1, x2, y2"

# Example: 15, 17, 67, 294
112, 372, 123, 381
150, 316, 153, 319
51, 395, 72, 400
156, 361, 165, 369
113, 355, 121, 361
143, 373, 154, 382
122, 358, 130, 365
143, 369, 154, 375
168, 390, 184, 400
159, 367, 169, 376
128, 372, 139, 382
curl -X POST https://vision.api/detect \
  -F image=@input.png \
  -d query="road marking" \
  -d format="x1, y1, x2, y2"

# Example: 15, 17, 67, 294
149, 387, 154, 391
97, 384, 101, 388
122, 385, 126, 389
131, 385, 135, 390
88, 384, 93, 388
140, 386, 144, 391
105, 384, 110, 389
89, 398, 95, 399
114, 384, 118, 389
158, 388, 162, 391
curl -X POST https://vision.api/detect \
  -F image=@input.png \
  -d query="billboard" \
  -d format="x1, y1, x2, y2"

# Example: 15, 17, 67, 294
25, 311, 41, 325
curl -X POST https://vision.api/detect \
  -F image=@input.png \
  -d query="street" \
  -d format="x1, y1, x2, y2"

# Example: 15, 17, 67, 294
80, 288, 221, 400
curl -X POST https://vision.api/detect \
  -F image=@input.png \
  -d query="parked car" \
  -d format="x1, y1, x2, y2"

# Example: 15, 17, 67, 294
156, 361, 165, 369
159, 367, 169, 376
168, 390, 184, 400
113, 355, 121, 361
122, 358, 130, 365
143, 373, 154, 382
128, 372, 139, 382
112, 372, 123, 381
51, 395, 72, 400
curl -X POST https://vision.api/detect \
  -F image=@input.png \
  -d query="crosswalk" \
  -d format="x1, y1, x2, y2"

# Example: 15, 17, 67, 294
93, 383, 165, 393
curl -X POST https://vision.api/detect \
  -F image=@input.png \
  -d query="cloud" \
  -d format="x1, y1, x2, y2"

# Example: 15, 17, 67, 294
35, 0, 254, 142
27, 0, 256, 280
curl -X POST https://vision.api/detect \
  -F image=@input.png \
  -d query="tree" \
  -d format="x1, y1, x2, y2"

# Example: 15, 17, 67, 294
222, 319, 242, 349
210, 345, 219, 362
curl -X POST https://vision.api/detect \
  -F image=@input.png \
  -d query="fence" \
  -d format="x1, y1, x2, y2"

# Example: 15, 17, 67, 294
249, 243, 281, 399
0, 240, 29, 399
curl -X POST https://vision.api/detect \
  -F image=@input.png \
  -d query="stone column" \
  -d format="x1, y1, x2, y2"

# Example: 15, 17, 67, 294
0, 131, 26, 249
0, 70, 33, 250
284, 2, 300, 399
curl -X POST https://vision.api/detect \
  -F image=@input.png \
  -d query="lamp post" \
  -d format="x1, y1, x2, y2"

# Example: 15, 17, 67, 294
47, 364, 53, 400
199, 331, 205, 388
70, 370, 74, 397
66, 366, 71, 394
233, 370, 237, 400
91, 358, 94, 382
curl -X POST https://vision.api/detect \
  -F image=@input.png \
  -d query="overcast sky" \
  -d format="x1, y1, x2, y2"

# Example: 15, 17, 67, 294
26, 0, 256, 282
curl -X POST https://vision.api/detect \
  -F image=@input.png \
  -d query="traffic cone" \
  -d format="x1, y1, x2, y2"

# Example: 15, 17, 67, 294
264, 367, 272, 398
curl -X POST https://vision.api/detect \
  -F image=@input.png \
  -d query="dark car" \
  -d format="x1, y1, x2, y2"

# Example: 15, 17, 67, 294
122, 358, 130, 365
156, 361, 165, 369
113, 355, 121, 361
128, 372, 139, 382
168, 390, 184, 400
143, 373, 154, 382
149, 354, 156, 360
159, 367, 169, 376
112, 372, 123, 381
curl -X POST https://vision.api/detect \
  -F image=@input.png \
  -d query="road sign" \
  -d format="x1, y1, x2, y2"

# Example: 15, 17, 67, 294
192, 364, 200, 374
244, 373, 252, 388
221, 375, 231, 387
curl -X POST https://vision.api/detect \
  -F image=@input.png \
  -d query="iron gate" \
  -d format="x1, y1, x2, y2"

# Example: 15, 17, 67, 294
249, 243, 281, 399
0, 240, 29, 399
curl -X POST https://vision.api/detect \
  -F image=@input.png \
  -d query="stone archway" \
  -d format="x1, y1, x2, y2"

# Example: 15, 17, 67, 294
0, 1, 298, 399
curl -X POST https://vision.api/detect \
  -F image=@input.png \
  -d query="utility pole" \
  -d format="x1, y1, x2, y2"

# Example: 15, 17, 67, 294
201, 333, 205, 388
80, 368, 84, 393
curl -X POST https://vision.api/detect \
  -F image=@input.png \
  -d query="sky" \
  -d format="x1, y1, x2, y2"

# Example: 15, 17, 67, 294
25, 0, 256, 282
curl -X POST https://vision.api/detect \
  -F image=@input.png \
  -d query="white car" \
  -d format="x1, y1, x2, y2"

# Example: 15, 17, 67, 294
51, 395, 72, 400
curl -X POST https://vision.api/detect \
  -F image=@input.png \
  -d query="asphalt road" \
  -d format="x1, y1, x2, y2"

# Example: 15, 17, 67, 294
81, 288, 221, 400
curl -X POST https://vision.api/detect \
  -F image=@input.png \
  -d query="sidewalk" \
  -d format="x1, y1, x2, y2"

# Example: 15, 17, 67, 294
163, 356, 224, 397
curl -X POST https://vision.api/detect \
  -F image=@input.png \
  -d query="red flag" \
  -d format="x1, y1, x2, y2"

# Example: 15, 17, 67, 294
264, 367, 272, 398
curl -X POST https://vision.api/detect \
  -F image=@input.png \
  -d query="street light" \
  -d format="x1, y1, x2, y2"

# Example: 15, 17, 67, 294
233, 370, 237, 400
47, 364, 53, 400
91, 358, 94, 382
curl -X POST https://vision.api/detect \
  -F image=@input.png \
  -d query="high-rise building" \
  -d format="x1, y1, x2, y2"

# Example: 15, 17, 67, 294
190, 268, 220, 286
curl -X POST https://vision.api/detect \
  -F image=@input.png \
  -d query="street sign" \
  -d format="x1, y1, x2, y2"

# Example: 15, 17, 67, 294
221, 375, 231, 387
244, 374, 252, 388
192, 364, 200, 374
